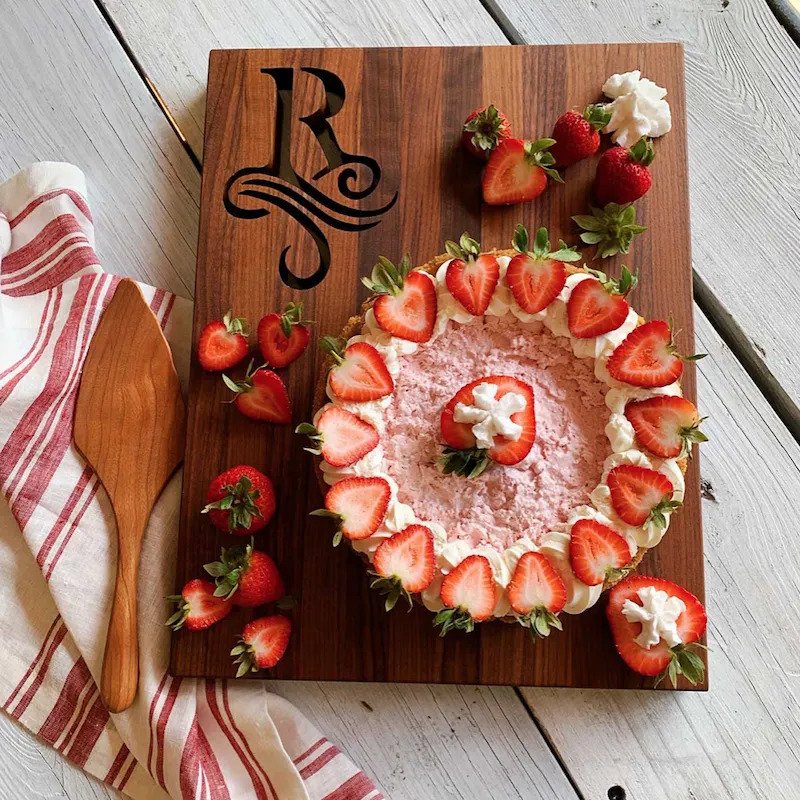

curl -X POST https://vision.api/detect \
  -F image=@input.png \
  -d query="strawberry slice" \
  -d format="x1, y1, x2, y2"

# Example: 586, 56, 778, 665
223, 362, 291, 423
166, 578, 232, 632
506, 225, 581, 314
507, 551, 566, 639
624, 395, 707, 459
482, 138, 563, 206
435, 554, 496, 634
311, 476, 391, 545
567, 266, 637, 338
606, 574, 707, 686
443, 233, 500, 316
568, 518, 631, 586
371, 524, 435, 610
320, 338, 394, 402
231, 614, 292, 676
197, 312, 249, 372
362, 255, 437, 342
296, 405, 379, 468
607, 464, 679, 528
607, 320, 705, 388
257, 302, 311, 368
439, 375, 535, 477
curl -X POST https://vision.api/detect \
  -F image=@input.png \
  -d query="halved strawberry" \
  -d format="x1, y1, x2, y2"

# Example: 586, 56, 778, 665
461, 104, 512, 159
311, 476, 391, 545
507, 551, 566, 640
444, 233, 500, 316
320, 338, 394, 402
607, 574, 707, 687
197, 312, 249, 372
607, 320, 705, 388
257, 302, 311, 368
223, 362, 291, 423
569, 518, 631, 586
435, 554, 495, 634
624, 395, 707, 459
506, 224, 581, 314
362, 255, 437, 342
371, 524, 435, 611
567, 266, 637, 338
439, 375, 535, 477
231, 614, 292, 676
607, 464, 679, 528
482, 138, 563, 206
166, 579, 232, 632
296, 405, 379, 468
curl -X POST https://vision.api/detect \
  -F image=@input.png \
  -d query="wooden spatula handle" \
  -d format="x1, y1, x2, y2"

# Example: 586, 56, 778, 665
100, 515, 145, 713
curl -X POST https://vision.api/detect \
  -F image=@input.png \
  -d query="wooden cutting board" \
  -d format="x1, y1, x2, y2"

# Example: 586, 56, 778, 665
171, 42, 706, 689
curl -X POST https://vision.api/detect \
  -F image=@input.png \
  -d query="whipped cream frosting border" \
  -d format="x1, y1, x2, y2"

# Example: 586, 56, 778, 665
316, 254, 685, 619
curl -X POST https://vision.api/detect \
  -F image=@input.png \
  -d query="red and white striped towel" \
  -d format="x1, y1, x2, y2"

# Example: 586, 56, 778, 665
0, 162, 383, 800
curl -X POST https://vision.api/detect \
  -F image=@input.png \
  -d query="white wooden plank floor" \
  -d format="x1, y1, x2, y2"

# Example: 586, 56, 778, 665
1, 0, 799, 797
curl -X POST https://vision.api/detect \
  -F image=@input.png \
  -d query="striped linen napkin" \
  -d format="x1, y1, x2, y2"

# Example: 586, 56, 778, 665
0, 162, 382, 800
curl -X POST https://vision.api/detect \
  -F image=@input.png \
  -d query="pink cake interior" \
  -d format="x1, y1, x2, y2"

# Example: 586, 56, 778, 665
382, 314, 610, 552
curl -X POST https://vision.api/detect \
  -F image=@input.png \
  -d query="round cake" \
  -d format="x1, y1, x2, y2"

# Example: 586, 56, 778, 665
300, 229, 702, 637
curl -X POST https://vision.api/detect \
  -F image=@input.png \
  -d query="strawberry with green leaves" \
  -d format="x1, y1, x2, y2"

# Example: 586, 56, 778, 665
572, 202, 647, 259
607, 574, 707, 687
197, 312, 249, 372
204, 541, 285, 607
435, 555, 496, 635
593, 138, 655, 206
506, 225, 581, 315
166, 579, 232, 631
624, 395, 707, 459
257, 302, 312, 368
550, 104, 612, 167
223, 361, 292, 423
482, 138, 563, 206
607, 464, 680, 529
231, 615, 292, 676
507, 551, 566, 640
568, 518, 632, 587
567, 266, 637, 339
202, 465, 275, 535
296, 405, 379, 468
362, 255, 437, 343
319, 337, 394, 402
371, 525, 435, 611
311, 476, 391, 546
461, 105, 512, 160
444, 233, 500, 316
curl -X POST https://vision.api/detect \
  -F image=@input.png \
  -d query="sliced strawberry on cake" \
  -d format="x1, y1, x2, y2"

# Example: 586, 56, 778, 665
440, 375, 535, 477
443, 233, 500, 316
624, 395, 707, 458
607, 464, 680, 529
607, 320, 705, 388
482, 138, 563, 206
231, 615, 292, 676
362, 255, 437, 342
296, 405, 379, 468
223, 362, 291, 423
507, 551, 566, 639
371, 524, 435, 611
606, 574, 707, 687
311, 476, 391, 546
166, 579, 232, 631
320, 337, 394, 401
435, 555, 495, 635
569, 518, 632, 587
567, 266, 637, 338
506, 224, 581, 314
257, 301, 311, 368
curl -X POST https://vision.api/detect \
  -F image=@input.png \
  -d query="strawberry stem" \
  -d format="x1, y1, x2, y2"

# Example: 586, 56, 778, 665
654, 642, 707, 688
433, 607, 476, 636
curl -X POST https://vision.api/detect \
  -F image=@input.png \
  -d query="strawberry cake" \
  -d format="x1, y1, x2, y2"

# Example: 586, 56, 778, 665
299, 228, 705, 638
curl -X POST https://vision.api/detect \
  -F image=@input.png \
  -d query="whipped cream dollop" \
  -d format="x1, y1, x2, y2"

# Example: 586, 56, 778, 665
622, 585, 685, 649
453, 382, 526, 449
601, 69, 671, 147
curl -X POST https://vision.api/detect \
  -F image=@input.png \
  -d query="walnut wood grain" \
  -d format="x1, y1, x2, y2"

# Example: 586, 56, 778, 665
74, 279, 185, 712
172, 43, 705, 688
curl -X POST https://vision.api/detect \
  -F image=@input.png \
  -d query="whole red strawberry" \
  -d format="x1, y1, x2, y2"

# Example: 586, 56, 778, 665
202, 465, 275, 534
204, 541, 285, 607
593, 138, 655, 206
461, 105, 512, 159
550, 105, 611, 167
